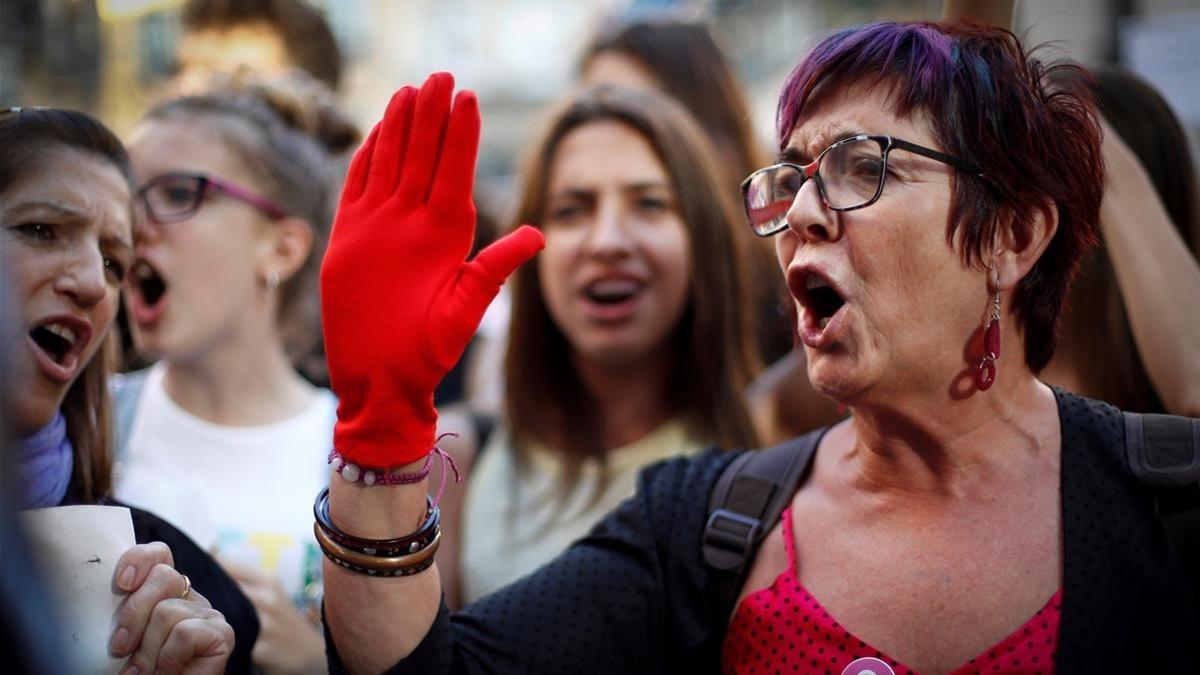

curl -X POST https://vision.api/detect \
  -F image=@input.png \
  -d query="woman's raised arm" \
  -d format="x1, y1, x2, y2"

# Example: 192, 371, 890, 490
318, 72, 542, 673
1097, 119, 1200, 416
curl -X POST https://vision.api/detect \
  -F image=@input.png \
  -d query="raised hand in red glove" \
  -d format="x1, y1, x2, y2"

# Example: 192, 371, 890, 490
320, 72, 543, 469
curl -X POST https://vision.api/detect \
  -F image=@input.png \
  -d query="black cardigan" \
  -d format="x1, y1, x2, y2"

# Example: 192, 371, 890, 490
329, 391, 1198, 674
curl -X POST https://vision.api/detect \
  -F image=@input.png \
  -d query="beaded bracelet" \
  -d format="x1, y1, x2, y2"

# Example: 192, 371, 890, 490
312, 486, 439, 556
327, 433, 462, 489
316, 435, 461, 578
327, 448, 431, 486
314, 523, 441, 577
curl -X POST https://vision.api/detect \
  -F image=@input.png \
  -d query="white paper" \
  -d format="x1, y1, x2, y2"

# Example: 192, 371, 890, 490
18, 505, 136, 675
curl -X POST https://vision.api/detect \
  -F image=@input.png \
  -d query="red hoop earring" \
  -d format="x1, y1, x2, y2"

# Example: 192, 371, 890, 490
975, 286, 1001, 391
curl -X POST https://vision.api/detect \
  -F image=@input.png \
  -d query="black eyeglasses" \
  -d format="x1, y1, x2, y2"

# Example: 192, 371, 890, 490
740, 135, 985, 236
137, 172, 288, 224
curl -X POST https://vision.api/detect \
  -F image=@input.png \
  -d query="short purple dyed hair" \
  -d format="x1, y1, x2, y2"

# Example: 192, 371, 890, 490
777, 21, 1103, 372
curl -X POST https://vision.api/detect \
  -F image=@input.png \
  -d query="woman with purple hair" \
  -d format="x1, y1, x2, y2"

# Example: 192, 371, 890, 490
317, 21, 1197, 674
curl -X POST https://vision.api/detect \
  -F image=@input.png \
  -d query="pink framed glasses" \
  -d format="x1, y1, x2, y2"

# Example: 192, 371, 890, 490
137, 172, 288, 224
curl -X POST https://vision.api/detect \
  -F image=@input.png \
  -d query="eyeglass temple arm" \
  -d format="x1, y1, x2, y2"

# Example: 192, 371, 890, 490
207, 177, 289, 219
888, 138, 985, 177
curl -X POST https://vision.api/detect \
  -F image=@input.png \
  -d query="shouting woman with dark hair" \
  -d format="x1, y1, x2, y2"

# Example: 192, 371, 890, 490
441, 85, 761, 605
317, 21, 1197, 675
1, 106, 254, 673
578, 16, 799, 372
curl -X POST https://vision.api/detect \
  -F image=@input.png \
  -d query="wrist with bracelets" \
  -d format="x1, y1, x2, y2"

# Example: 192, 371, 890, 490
314, 436, 462, 578
312, 484, 442, 577
314, 523, 441, 577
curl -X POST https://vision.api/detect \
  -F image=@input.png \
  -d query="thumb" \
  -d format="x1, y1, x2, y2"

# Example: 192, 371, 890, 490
427, 226, 542, 369
466, 225, 544, 285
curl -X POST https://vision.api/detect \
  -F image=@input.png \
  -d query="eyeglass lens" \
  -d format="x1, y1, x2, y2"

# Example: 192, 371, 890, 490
142, 175, 205, 223
743, 137, 886, 235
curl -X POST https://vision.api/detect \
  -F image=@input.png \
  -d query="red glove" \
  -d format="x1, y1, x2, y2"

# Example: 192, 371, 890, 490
320, 73, 543, 469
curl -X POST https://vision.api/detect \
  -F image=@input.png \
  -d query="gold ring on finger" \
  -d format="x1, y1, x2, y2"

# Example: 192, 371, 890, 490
179, 573, 192, 600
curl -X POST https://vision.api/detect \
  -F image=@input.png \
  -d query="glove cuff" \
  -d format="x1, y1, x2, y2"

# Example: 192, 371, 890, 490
332, 399, 438, 470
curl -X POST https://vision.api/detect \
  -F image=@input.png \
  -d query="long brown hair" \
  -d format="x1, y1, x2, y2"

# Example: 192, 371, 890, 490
0, 107, 133, 501
505, 86, 760, 493
581, 17, 792, 364
1057, 66, 1199, 412
581, 17, 764, 186
59, 336, 117, 502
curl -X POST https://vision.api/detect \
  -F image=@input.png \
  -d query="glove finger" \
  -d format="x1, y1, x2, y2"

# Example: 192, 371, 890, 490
428, 90, 480, 215
466, 225, 545, 285
341, 122, 379, 204
363, 86, 417, 203
396, 72, 454, 210
429, 227, 543, 369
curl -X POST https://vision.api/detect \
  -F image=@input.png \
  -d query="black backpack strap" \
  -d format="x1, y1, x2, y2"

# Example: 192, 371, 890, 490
1123, 412, 1200, 593
703, 429, 824, 577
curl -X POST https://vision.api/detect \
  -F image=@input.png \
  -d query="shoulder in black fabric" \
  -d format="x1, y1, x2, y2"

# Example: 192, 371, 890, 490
1053, 389, 1200, 673
364, 393, 1200, 675
408, 448, 741, 675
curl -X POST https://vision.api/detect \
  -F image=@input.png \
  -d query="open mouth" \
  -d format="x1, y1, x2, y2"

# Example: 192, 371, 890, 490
26, 316, 90, 383
584, 278, 643, 305
134, 260, 167, 306
802, 274, 846, 328
28, 323, 78, 365
129, 259, 170, 324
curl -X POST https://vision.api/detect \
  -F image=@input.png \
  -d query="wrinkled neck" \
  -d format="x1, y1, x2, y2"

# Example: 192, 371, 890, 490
842, 373, 1059, 499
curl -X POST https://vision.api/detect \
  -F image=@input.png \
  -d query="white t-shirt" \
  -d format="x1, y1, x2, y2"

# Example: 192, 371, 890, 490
114, 364, 335, 610
460, 419, 703, 603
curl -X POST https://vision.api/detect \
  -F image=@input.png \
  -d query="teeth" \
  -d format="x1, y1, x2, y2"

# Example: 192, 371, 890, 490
819, 317, 830, 329
45, 323, 77, 346
134, 261, 156, 279
806, 274, 830, 290
589, 279, 639, 295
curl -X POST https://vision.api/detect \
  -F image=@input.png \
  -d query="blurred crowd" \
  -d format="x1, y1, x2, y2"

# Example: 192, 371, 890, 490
1, 1, 1197, 673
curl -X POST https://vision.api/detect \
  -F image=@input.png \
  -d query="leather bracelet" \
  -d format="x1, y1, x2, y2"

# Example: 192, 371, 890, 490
314, 522, 441, 577
313, 486, 439, 555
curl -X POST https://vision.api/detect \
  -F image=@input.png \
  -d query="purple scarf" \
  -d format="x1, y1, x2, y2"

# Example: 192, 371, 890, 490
15, 412, 73, 508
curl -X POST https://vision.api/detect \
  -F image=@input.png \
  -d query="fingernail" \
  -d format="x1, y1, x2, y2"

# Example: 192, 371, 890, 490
120, 663, 139, 675
110, 626, 129, 654
118, 565, 135, 590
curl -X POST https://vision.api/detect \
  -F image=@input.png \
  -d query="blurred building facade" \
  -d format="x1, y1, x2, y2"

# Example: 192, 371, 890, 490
2, 0, 1197, 208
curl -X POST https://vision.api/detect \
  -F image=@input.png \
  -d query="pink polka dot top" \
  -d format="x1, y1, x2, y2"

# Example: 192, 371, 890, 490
722, 506, 1063, 675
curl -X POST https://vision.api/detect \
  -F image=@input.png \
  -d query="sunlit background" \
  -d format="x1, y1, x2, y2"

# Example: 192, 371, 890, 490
3, 0, 1197, 211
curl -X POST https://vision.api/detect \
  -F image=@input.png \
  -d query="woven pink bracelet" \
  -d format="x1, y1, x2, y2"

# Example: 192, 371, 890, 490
328, 433, 462, 505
